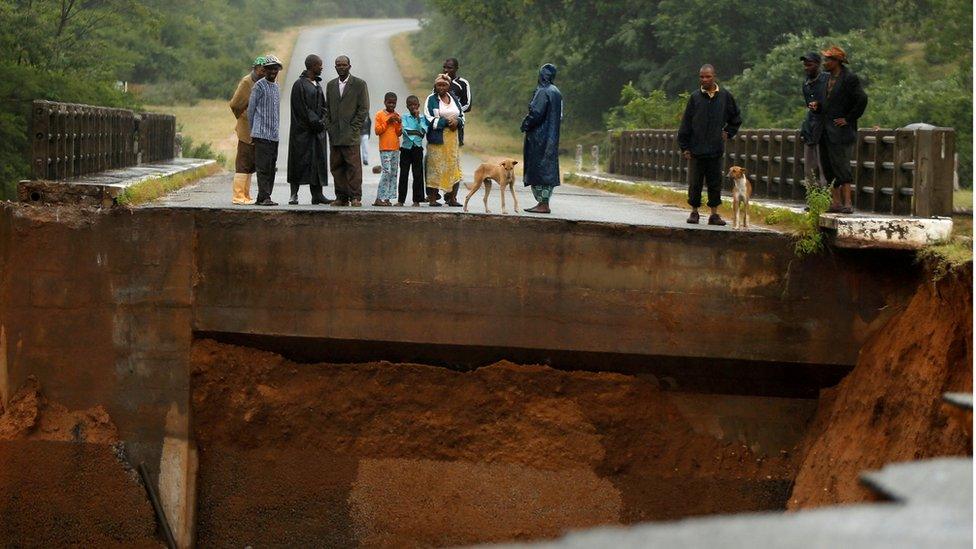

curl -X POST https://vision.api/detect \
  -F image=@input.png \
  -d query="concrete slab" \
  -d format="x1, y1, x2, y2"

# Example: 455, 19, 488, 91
859, 458, 972, 508
820, 213, 953, 249
18, 158, 215, 207
491, 458, 973, 549
943, 392, 973, 410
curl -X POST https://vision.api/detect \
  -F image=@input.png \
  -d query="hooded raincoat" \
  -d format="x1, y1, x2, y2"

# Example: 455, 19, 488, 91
521, 64, 562, 188
287, 70, 329, 186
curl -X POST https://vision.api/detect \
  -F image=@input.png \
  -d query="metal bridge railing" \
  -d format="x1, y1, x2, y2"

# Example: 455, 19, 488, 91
608, 127, 955, 217
30, 100, 177, 181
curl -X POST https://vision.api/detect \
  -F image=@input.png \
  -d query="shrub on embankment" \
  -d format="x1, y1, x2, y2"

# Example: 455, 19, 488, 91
788, 260, 973, 508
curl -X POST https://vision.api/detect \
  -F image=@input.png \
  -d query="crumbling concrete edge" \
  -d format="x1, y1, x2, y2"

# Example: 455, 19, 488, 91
820, 214, 953, 250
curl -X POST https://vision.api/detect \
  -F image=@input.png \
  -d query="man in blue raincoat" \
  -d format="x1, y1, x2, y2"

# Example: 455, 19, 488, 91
521, 63, 562, 214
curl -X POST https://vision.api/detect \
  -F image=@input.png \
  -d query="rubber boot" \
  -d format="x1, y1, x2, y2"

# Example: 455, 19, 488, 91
243, 173, 254, 202
232, 173, 249, 205
288, 183, 300, 205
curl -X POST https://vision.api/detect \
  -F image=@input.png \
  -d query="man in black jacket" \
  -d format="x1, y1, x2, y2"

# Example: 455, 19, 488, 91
800, 52, 828, 187
287, 54, 332, 205
817, 46, 868, 213
678, 64, 742, 225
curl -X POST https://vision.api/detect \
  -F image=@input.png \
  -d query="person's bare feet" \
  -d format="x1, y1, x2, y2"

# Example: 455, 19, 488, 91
525, 203, 551, 214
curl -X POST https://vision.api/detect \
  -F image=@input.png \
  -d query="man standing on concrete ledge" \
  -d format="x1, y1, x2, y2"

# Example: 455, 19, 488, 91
324, 55, 370, 207
800, 52, 828, 187
248, 55, 283, 206
521, 63, 563, 214
818, 46, 868, 214
287, 54, 332, 205
678, 64, 741, 226
228, 56, 265, 205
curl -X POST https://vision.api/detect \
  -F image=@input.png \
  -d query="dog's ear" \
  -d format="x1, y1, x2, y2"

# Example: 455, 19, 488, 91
512, 160, 518, 166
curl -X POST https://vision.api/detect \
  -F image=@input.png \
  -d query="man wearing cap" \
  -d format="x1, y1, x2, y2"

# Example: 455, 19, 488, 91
324, 55, 369, 207
228, 56, 266, 204
678, 64, 742, 226
818, 45, 868, 213
799, 52, 828, 188
248, 54, 284, 206
287, 54, 332, 205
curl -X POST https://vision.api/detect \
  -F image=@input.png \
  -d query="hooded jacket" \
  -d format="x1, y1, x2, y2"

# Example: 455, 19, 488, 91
521, 64, 563, 187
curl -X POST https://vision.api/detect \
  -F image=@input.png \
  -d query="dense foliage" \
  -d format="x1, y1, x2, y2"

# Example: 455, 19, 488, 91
417, 0, 972, 184
0, 0, 422, 187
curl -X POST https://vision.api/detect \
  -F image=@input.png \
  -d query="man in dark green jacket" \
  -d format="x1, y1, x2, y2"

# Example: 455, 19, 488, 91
678, 64, 741, 226
324, 55, 370, 207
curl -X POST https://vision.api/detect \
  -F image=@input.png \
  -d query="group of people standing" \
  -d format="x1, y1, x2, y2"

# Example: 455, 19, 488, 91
231, 53, 370, 207
677, 45, 868, 224
228, 52, 563, 214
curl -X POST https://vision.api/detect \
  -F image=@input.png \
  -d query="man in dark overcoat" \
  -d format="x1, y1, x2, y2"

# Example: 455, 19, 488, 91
817, 46, 868, 213
287, 54, 331, 205
521, 63, 563, 214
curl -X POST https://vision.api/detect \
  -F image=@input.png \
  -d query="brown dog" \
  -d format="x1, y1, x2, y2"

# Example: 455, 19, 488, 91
463, 158, 520, 214
727, 165, 752, 229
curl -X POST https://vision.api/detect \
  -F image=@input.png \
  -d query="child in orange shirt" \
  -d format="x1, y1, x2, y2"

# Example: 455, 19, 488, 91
373, 92, 402, 206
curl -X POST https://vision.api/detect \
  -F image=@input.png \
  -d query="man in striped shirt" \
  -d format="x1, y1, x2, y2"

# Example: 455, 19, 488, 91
248, 55, 283, 206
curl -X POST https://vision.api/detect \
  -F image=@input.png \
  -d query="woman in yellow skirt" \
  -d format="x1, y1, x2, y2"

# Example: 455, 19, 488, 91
423, 74, 465, 206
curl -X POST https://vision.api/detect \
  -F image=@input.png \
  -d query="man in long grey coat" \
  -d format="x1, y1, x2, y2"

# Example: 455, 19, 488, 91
323, 55, 369, 207
521, 63, 562, 214
287, 54, 331, 205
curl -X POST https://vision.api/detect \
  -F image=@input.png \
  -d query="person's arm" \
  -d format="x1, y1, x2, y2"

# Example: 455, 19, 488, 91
322, 82, 332, 128
374, 111, 387, 136
247, 82, 264, 134
350, 80, 369, 136
845, 73, 868, 123
290, 80, 314, 130
229, 78, 248, 118
406, 115, 427, 137
677, 95, 694, 152
424, 95, 448, 130
520, 89, 548, 132
724, 91, 742, 138
459, 78, 472, 113
455, 94, 465, 128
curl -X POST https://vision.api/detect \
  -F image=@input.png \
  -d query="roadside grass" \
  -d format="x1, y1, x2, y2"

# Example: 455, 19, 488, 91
117, 163, 221, 206
145, 100, 237, 169
953, 189, 972, 211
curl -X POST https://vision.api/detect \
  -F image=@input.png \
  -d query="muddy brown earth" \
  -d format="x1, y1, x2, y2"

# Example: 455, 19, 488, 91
191, 339, 800, 547
789, 264, 974, 508
0, 379, 159, 547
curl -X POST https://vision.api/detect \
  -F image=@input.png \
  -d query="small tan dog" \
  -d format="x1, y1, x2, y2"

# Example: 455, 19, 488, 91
728, 165, 752, 229
463, 158, 520, 214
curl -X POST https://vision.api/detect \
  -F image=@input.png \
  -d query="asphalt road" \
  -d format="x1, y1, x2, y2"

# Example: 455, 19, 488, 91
154, 19, 759, 231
